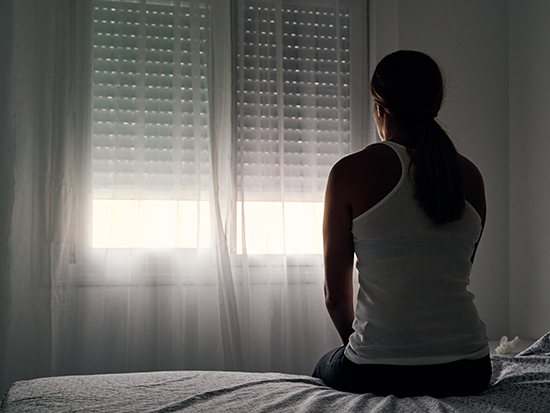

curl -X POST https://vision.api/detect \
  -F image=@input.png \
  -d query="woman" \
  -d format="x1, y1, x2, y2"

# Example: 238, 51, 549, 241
313, 50, 491, 398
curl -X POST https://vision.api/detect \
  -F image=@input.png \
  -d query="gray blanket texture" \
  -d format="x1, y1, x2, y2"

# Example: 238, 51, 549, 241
2, 333, 550, 412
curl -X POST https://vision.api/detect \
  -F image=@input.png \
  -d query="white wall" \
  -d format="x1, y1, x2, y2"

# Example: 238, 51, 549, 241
370, 0, 510, 339
509, 1, 550, 340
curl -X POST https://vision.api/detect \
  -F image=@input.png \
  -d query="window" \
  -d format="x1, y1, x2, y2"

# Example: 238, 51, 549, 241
236, 1, 351, 199
235, 0, 352, 254
92, 0, 212, 248
91, 0, 367, 253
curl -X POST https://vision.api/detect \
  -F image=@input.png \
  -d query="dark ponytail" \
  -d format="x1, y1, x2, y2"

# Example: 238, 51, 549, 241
371, 50, 465, 225
408, 119, 465, 225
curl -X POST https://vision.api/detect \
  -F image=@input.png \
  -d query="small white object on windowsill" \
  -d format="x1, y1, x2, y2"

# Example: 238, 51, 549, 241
495, 335, 521, 355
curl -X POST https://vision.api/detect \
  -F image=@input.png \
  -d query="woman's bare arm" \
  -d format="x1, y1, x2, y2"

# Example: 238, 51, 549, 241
322, 144, 401, 345
323, 159, 355, 345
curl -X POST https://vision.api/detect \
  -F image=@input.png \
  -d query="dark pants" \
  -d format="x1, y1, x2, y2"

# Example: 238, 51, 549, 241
313, 346, 492, 398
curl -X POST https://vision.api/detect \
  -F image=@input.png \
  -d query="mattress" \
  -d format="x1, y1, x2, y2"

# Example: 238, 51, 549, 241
2, 332, 550, 412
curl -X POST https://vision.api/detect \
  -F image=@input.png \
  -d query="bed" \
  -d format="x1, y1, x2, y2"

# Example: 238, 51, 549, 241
2, 333, 550, 412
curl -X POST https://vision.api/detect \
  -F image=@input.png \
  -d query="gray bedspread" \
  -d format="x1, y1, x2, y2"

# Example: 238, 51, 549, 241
2, 333, 550, 412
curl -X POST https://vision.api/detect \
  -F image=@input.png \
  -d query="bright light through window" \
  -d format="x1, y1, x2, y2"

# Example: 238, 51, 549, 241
236, 202, 323, 255
93, 200, 323, 254
92, 200, 212, 249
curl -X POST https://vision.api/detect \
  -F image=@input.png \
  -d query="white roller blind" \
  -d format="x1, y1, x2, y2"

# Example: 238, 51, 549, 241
92, 0, 210, 200
236, 0, 351, 202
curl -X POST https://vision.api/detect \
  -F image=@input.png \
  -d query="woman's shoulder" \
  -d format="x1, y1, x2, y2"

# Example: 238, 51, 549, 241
458, 154, 486, 224
331, 142, 399, 175
328, 142, 402, 219
458, 154, 483, 177
458, 154, 485, 194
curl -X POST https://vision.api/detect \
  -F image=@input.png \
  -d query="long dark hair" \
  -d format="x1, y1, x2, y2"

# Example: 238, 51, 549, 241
370, 50, 464, 225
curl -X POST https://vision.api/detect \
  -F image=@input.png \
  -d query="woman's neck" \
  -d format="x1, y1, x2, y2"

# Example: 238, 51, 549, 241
380, 126, 410, 146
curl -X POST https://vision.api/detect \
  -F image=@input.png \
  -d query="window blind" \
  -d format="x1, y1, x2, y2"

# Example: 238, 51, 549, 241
236, 0, 351, 202
92, 0, 210, 200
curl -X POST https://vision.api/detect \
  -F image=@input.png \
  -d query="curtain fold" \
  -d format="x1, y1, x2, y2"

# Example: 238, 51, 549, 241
2, 0, 94, 392
0, 0, 15, 397
1, 0, 346, 397
207, 0, 249, 370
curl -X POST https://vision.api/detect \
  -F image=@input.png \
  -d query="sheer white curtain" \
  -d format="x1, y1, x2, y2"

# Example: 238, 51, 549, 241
232, 0, 355, 372
1, 0, 366, 396
1, 0, 94, 392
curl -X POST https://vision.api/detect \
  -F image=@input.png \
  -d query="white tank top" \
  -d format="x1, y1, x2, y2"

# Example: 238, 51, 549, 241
344, 141, 489, 365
